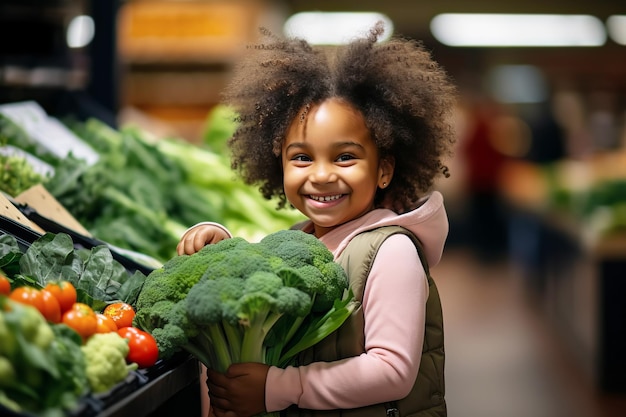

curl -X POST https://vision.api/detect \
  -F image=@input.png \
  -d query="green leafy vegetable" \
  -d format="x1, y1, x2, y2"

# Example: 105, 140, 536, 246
0, 234, 22, 277
2, 111, 305, 263
202, 104, 237, 153
1, 232, 145, 310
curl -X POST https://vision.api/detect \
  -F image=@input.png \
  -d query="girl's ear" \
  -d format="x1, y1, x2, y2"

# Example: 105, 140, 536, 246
378, 156, 395, 189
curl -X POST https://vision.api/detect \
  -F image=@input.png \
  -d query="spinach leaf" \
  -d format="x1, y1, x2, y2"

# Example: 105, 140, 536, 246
15, 232, 146, 308
19, 233, 82, 286
0, 233, 22, 276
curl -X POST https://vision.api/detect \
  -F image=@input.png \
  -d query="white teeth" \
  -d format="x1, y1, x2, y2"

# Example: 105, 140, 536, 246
310, 194, 342, 202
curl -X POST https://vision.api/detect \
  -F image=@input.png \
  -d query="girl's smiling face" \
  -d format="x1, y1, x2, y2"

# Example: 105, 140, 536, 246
282, 98, 394, 238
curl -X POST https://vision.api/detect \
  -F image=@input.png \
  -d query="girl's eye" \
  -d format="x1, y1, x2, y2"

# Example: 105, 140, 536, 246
292, 154, 312, 162
337, 154, 356, 162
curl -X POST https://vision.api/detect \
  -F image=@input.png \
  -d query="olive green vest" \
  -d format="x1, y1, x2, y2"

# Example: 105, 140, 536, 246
285, 226, 446, 417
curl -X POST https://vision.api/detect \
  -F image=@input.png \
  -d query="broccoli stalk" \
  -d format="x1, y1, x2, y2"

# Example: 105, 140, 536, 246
185, 278, 236, 371
194, 326, 231, 371
238, 293, 283, 364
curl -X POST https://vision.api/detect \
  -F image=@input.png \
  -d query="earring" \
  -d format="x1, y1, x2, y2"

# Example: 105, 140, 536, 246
382, 182, 387, 187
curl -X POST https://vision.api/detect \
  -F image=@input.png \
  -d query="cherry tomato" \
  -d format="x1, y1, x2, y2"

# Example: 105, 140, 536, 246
95, 313, 118, 333
103, 302, 136, 329
62, 303, 98, 340
44, 281, 77, 313
0, 275, 10, 295
40, 289, 62, 323
117, 327, 159, 368
9, 286, 45, 313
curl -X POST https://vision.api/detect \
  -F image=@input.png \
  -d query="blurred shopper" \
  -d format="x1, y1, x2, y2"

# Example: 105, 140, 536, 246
457, 94, 510, 262
523, 100, 567, 164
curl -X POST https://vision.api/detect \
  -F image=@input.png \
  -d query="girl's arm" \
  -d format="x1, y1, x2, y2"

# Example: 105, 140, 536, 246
176, 222, 233, 255
266, 233, 428, 411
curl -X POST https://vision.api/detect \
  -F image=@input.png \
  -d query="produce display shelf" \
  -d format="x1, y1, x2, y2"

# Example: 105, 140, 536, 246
0, 353, 201, 417
1, 213, 202, 416
82, 354, 201, 417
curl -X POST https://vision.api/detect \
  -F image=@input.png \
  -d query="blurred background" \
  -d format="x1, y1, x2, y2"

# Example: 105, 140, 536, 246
1, 1, 625, 416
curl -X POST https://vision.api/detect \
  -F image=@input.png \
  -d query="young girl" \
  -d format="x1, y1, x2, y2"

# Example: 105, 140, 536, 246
177, 22, 457, 417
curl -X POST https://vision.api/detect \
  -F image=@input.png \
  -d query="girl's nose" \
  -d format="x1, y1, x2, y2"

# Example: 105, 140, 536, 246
309, 162, 338, 184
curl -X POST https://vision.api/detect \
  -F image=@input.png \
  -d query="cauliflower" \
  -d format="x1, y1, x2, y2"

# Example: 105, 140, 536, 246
81, 332, 137, 393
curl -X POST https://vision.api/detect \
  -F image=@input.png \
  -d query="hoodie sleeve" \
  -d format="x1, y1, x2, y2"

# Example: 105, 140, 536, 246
265, 234, 428, 411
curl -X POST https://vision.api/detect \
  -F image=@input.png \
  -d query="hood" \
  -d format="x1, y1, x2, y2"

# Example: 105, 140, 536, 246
301, 191, 449, 268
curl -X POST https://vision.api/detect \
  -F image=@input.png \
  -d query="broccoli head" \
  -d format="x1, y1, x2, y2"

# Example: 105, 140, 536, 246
135, 237, 261, 310
133, 229, 353, 374
315, 261, 350, 312
259, 229, 334, 270
134, 255, 202, 311
134, 299, 197, 360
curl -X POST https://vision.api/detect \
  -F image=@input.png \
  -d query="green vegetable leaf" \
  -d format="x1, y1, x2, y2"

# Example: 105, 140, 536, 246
117, 270, 147, 307
10, 232, 146, 308
13, 329, 59, 378
278, 291, 355, 367
79, 245, 128, 302
19, 233, 82, 287
0, 233, 22, 276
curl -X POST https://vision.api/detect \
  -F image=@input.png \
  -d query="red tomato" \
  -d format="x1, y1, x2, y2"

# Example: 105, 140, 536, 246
44, 281, 77, 313
103, 302, 136, 329
0, 275, 10, 295
95, 313, 118, 333
9, 286, 45, 314
117, 327, 159, 368
40, 289, 62, 323
62, 303, 98, 340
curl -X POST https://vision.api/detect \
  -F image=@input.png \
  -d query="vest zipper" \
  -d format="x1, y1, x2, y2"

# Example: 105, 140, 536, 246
384, 401, 400, 417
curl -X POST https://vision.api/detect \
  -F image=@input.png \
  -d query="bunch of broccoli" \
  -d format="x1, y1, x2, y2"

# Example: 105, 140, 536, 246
133, 229, 354, 372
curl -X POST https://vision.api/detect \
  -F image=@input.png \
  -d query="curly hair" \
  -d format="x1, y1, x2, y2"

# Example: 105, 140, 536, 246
223, 22, 458, 213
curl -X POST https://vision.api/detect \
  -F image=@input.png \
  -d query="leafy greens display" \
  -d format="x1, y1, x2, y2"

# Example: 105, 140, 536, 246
0, 107, 305, 264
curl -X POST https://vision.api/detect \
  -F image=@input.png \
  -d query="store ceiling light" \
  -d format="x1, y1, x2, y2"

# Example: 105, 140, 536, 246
430, 13, 606, 47
66, 15, 95, 48
606, 15, 626, 45
283, 12, 393, 45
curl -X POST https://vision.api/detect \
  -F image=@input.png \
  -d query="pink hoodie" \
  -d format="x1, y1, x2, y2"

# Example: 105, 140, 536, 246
265, 191, 449, 411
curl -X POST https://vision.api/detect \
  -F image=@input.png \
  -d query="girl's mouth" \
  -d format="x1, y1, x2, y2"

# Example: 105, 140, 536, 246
309, 194, 343, 202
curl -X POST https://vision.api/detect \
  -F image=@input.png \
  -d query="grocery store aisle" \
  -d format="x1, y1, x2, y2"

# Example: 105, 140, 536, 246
432, 248, 626, 417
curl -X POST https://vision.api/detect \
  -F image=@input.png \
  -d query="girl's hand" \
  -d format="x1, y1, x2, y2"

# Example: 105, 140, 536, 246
206, 363, 270, 417
177, 224, 231, 255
